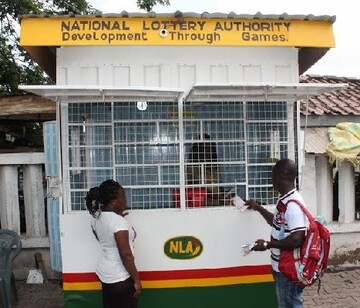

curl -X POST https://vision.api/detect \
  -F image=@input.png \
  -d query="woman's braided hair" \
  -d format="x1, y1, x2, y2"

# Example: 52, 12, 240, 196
85, 179, 124, 218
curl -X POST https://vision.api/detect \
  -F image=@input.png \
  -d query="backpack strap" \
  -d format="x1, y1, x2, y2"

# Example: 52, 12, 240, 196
278, 199, 313, 239
286, 199, 315, 225
276, 200, 286, 240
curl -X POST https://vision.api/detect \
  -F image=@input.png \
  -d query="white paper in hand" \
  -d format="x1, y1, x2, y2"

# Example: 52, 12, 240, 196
241, 242, 256, 256
231, 195, 248, 212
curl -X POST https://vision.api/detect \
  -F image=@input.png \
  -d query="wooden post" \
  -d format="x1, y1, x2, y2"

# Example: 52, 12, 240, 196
23, 164, 46, 237
0, 165, 20, 233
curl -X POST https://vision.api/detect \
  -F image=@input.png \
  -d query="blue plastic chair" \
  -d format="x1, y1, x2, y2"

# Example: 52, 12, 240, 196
0, 229, 22, 308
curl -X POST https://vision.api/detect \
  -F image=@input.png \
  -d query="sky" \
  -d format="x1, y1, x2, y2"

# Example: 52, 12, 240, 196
89, 0, 360, 78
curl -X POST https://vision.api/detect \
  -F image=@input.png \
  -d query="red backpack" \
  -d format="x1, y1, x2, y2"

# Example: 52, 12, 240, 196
278, 199, 331, 288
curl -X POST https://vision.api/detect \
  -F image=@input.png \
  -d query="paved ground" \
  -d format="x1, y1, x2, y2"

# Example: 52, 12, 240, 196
11, 267, 360, 307
14, 279, 64, 308
304, 267, 360, 307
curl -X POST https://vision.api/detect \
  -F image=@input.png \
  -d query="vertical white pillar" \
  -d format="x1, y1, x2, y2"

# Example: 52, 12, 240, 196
23, 164, 46, 237
0, 166, 20, 233
315, 155, 333, 222
338, 161, 355, 223
299, 154, 317, 215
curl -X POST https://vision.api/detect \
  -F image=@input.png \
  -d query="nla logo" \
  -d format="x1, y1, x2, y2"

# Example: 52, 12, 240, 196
163, 236, 203, 260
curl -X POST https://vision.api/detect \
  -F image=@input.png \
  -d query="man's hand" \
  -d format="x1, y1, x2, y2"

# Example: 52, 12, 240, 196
245, 199, 261, 211
245, 199, 274, 226
252, 239, 269, 251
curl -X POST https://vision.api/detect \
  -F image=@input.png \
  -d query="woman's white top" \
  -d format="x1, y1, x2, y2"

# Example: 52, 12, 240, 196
91, 212, 136, 283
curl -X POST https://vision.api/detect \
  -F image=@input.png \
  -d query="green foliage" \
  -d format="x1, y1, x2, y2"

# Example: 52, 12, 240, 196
136, 0, 170, 12
24, 123, 44, 147
0, 42, 19, 94
44, 0, 100, 15
0, 0, 42, 19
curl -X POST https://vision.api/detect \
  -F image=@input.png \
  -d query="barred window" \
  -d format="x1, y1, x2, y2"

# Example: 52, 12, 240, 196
65, 100, 294, 211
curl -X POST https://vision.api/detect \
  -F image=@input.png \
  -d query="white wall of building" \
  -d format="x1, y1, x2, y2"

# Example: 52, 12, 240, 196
57, 46, 298, 86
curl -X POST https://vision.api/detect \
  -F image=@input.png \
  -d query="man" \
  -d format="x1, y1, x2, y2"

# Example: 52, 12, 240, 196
245, 158, 307, 308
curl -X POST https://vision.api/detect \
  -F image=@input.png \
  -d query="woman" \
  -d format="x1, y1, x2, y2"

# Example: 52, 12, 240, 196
85, 180, 142, 308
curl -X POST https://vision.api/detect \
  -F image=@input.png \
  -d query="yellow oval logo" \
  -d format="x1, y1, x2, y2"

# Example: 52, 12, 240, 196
163, 236, 203, 260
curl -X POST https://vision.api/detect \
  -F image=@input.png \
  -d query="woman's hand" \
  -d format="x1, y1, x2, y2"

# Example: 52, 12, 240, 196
133, 280, 142, 298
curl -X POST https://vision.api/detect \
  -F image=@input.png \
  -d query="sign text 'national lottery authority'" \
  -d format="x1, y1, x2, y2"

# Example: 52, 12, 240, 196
60, 18, 292, 45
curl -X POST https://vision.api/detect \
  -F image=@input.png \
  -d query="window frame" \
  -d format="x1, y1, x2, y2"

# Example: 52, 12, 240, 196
19, 83, 345, 213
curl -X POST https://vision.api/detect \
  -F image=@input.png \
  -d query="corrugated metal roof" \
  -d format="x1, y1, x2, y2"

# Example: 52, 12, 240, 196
20, 11, 336, 22
0, 94, 55, 116
300, 75, 360, 116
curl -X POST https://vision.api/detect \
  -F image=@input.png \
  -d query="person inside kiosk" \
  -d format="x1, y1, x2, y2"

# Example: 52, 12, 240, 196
173, 134, 229, 208
86, 180, 142, 308
186, 134, 225, 206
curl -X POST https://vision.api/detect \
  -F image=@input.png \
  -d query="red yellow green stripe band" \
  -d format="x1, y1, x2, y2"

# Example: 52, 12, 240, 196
63, 265, 273, 290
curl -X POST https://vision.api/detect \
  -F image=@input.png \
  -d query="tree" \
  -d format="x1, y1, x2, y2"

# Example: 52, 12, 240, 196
137, 0, 170, 12
0, 0, 99, 96
0, 0, 99, 149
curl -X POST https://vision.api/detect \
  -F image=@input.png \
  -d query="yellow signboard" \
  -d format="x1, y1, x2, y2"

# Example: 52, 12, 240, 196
20, 17, 335, 48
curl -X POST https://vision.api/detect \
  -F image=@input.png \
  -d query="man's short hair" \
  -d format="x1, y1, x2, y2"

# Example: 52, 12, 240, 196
273, 158, 297, 182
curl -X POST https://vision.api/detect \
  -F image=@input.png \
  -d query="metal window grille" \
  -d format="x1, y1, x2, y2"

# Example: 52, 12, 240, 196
65, 100, 294, 211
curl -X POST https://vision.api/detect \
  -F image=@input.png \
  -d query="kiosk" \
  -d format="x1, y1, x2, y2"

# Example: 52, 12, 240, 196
20, 11, 341, 307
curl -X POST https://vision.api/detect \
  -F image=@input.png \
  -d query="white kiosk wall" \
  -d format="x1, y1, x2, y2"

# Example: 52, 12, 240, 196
57, 44, 297, 270
57, 46, 297, 86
